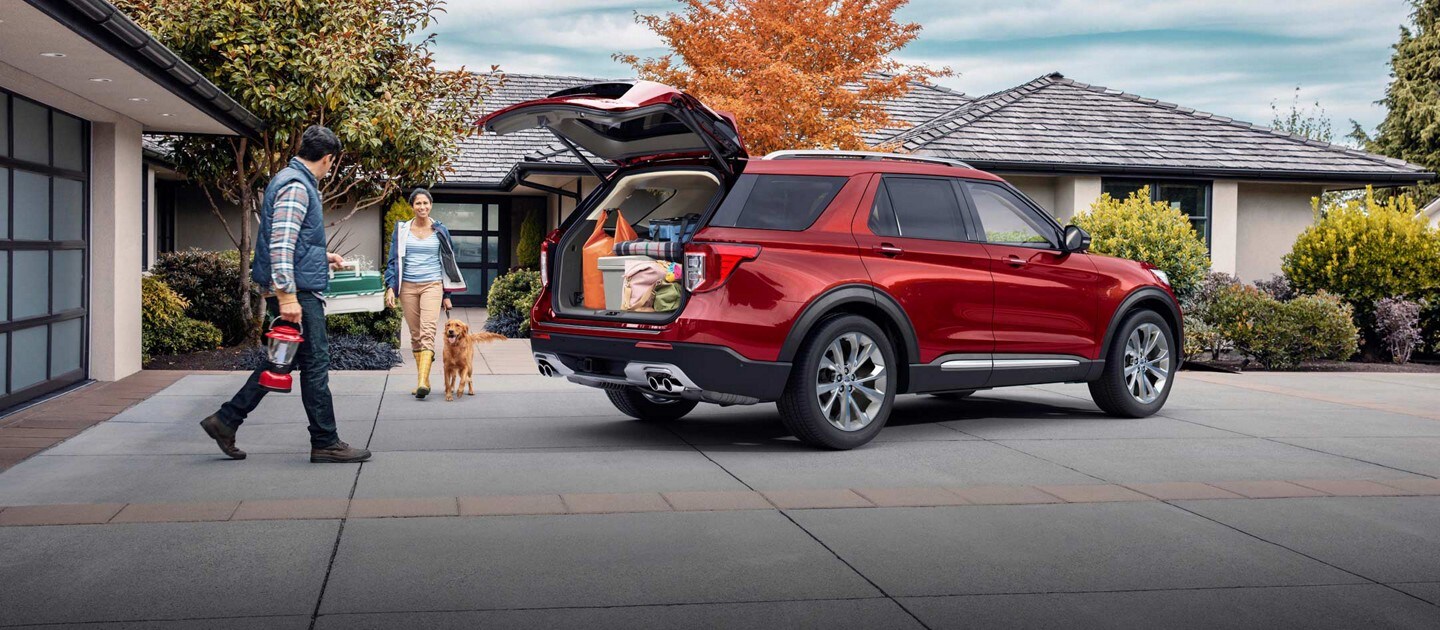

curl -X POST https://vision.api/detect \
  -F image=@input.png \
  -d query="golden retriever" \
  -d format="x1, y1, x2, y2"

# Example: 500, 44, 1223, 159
442, 319, 506, 401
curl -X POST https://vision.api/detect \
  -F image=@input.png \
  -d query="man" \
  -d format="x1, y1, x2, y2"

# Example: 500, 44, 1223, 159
200, 125, 372, 463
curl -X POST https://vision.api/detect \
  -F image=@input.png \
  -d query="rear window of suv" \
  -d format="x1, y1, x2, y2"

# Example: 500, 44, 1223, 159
709, 174, 847, 231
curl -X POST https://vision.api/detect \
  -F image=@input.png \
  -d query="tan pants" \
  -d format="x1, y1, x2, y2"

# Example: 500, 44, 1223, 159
400, 281, 444, 351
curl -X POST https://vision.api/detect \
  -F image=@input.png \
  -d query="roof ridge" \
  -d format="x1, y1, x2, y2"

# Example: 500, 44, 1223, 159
1051, 76, 1421, 172
892, 72, 1064, 150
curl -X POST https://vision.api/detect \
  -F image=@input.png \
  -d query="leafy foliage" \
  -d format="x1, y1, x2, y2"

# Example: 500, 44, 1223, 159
484, 270, 542, 338
1282, 188, 1440, 313
1182, 272, 1242, 360
141, 276, 223, 361
615, 0, 950, 155
1270, 86, 1334, 143
1254, 274, 1298, 302
1375, 297, 1424, 363
327, 307, 403, 347
150, 249, 249, 345
516, 209, 545, 269
1072, 187, 1211, 299
382, 197, 416, 262
1357, 0, 1440, 200
1205, 285, 1359, 369
116, 0, 495, 333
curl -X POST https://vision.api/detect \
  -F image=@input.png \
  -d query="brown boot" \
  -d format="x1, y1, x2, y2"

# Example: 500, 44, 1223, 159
199, 414, 246, 460
310, 441, 372, 463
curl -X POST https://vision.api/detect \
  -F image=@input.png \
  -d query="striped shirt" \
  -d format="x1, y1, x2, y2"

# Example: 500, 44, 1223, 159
269, 181, 308, 294
402, 229, 443, 283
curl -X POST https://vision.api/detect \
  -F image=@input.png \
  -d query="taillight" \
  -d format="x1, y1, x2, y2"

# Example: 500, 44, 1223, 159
539, 240, 550, 288
684, 242, 761, 293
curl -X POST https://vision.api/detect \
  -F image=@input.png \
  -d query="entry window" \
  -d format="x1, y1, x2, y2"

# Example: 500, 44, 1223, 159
1103, 179, 1211, 244
966, 182, 1057, 248
869, 177, 966, 241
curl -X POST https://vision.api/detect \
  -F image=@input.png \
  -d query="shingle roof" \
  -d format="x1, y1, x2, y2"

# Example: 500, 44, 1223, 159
891, 73, 1432, 183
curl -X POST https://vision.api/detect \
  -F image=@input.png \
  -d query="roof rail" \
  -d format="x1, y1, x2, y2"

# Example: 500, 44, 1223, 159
762, 150, 972, 169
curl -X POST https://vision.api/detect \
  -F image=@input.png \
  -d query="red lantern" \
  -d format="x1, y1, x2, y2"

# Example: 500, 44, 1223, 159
258, 321, 304, 392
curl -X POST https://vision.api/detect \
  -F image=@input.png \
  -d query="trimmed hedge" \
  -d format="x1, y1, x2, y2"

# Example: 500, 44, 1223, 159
150, 249, 249, 345
484, 269, 542, 338
1205, 284, 1358, 369
327, 307, 402, 347
141, 275, 222, 361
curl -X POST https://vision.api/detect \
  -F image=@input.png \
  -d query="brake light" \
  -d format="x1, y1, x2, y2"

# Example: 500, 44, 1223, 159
539, 230, 558, 288
684, 242, 761, 293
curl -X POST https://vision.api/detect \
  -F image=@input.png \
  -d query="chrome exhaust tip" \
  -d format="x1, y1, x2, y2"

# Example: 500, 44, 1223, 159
537, 361, 555, 378
648, 375, 662, 390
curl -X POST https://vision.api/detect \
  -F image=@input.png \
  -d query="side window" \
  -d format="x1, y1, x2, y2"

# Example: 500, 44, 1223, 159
872, 176, 965, 241
709, 174, 847, 231
966, 182, 1057, 248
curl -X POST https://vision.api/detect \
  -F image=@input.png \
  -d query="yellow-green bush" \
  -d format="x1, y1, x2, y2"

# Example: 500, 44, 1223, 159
141, 275, 222, 361
382, 197, 416, 261
1204, 284, 1358, 369
1283, 188, 1440, 310
516, 208, 545, 269
1072, 187, 1210, 299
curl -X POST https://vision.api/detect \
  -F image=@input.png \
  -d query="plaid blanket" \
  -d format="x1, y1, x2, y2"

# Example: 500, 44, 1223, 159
614, 240, 684, 261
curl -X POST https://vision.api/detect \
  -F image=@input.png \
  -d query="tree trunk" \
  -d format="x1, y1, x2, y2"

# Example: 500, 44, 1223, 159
238, 188, 261, 342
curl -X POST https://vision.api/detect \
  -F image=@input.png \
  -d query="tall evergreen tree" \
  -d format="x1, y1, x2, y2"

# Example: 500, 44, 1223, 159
1367, 0, 1440, 199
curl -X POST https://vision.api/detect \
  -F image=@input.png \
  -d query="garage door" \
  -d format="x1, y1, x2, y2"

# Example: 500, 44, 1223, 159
0, 89, 88, 411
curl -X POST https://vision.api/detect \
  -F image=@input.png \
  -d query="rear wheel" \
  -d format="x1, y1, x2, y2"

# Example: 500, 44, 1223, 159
1089, 309, 1175, 417
778, 315, 896, 450
606, 386, 698, 422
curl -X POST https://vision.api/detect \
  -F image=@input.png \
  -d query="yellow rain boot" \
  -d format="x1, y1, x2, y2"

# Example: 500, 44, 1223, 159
415, 349, 434, 399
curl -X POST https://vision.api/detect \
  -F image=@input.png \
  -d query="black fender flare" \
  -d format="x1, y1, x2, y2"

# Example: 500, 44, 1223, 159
778, 284, 920, 365
1099, 287, 1184, 362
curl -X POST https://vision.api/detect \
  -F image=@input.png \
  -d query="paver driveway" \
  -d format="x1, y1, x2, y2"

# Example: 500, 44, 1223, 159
2, 349, 1440, 628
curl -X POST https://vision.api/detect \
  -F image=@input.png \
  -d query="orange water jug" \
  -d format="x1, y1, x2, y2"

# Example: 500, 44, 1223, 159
581, 211, 638, 309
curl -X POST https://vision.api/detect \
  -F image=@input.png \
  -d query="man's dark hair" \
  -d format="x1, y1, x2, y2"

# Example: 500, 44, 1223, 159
297, 125, 341, 161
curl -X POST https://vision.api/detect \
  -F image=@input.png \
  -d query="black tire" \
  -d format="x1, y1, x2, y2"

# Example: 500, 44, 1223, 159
606, 386, 699, 422
778, 314, 897, 450
931, 390, 976, 400
1089, 309, 1175, 417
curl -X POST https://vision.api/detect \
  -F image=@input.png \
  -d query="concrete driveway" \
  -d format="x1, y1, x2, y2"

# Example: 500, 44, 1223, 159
1, 346, 1439, 628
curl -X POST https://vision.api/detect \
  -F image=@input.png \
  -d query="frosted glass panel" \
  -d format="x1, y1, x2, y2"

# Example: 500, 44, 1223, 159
13, 171, 50, 241
53, 250, 82, 312
0, 95, 8, 157
0, 334, 7, 393
13, 251, 49, 319
13, 99, 48, 165
0, 168, 8, 239
11, 326, 46, 391
52, 113, 83, 171
53, 179, 83, 241
0, 253, 8, 321
50, 319, 81, 377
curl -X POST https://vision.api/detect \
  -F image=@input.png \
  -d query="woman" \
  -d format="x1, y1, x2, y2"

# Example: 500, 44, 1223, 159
384, 188, 464, 399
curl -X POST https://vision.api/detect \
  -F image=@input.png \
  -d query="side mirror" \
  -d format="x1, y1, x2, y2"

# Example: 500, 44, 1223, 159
1062, 225, 1091, 253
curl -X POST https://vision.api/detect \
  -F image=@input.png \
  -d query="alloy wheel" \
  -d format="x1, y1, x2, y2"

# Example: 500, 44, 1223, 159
815, 332, 887, 431
1124, 322, 1170, 404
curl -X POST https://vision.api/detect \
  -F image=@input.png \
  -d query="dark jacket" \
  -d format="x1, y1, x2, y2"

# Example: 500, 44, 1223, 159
252, 158, 329, 292
384, 219, 463, 292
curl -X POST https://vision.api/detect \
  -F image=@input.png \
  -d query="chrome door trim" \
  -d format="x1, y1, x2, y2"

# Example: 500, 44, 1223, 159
992, 358, 1081, 369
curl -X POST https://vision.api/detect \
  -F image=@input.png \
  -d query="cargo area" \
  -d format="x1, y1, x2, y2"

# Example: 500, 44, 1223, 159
552, 169, 725, 321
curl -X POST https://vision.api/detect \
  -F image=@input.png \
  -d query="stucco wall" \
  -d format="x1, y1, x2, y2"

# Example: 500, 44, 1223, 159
173, 192, 384, 267
1235, 183, 1324, 281
1005, 175, 1056, 214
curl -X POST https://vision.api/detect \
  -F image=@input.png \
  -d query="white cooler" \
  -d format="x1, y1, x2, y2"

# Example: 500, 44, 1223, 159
597, 255, 655, 311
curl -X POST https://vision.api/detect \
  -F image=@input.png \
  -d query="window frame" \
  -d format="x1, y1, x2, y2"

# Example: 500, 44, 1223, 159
1101, 178, 1212, 246
867, 174, 974, 243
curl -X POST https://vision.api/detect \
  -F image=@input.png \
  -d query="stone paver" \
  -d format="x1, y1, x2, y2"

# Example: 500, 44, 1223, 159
458, 494, 568, 516
563, 492, 671, 513
763, 489, 874, 509
1208, 480, 1329, 499
232, 498, 351, 521
348, 497, 459, 518
1123, 482, 1246, 500
315, 599, 922, 630
661, 490, 773, 511
1036, 483, 1152, 502
0, 502, 125, 526
111, 501, 241, 523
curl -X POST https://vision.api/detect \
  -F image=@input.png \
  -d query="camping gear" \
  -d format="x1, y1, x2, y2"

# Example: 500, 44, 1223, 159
614, 239, 684, 261
649, 213, 702, 243
621, 260, 669, 312
653, 281, 682, 312
598, 255, 655, 311
258, 320, 303, 393
325, 261, 385, 314
582, 210, 639, 309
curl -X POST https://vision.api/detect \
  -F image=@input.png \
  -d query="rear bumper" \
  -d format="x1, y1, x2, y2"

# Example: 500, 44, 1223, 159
531, 333, 791, 404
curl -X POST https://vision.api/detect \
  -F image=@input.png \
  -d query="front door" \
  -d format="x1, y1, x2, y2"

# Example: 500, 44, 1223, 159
430, 197, 510, 307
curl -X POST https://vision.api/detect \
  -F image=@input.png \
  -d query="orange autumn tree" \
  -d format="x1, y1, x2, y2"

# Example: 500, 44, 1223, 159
616, 0, 950, 155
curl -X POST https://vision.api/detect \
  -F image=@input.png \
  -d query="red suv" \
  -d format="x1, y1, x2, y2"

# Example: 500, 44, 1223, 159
481, 81, 1182, 449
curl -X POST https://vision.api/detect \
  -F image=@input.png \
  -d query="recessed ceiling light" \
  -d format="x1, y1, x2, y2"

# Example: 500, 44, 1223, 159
88, 78, 112, 83
40, 52, 66, 58
128, 97, 148, 102
160, 113, 173, 117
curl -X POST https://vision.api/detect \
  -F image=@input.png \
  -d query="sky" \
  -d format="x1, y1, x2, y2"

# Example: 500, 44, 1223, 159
426, 0, 1416, 139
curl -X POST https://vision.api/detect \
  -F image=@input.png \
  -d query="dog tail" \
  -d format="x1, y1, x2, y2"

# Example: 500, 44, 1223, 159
467, 332, 508, 343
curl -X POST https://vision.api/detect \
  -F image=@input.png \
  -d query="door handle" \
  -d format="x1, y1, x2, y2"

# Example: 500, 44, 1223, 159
1004, 255, 1026, 267
874, 244, 904, 257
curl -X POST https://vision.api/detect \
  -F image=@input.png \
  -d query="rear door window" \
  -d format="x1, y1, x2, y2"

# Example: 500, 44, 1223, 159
869, 176, 966, 241
709, 174, 847, 231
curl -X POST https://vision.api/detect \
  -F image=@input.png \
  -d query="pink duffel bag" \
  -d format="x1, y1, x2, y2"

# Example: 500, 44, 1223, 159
621, 260, 668, 312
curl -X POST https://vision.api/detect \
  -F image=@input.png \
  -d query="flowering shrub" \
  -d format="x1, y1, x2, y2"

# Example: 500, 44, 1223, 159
1374, 297, 1424, 364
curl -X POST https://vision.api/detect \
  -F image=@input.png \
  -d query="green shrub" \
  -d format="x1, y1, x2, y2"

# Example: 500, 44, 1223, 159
1283, 188, 1440, 312
151, 248, 248, 345
141, 275, 223, 361
1182, 272, 1241, 360
326, 307, 403, 347
516, 208, 545, 269
1205, 284, 1359, 369
382, 198, 416, 261
485, 269, 542, 337
1072, 187, 1211, 299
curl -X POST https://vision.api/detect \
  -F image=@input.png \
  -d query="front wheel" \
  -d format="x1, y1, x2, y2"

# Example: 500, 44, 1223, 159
778, 315, 896, 450
1089, 310, 1175, 417
606, 386, 698, 422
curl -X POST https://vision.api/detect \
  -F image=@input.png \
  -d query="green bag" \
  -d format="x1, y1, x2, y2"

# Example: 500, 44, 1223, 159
653, 281, 682, 312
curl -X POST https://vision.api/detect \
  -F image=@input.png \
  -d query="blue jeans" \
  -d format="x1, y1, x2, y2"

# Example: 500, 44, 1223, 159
216, 293, 340, 449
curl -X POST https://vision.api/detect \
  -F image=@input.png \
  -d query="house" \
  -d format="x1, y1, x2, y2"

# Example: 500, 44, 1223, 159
1, 0, 262, 412
157, 70, 1432, 307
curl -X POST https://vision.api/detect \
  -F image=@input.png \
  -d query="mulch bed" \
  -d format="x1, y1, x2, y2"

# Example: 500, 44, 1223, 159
145, 346, 260, 371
